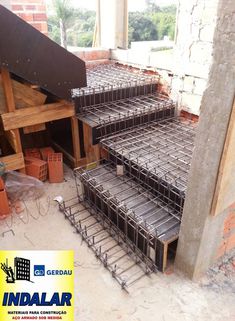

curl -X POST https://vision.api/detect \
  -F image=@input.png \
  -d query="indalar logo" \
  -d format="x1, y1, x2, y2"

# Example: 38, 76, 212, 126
0, 251, 74, 321
1, 257, 32, 284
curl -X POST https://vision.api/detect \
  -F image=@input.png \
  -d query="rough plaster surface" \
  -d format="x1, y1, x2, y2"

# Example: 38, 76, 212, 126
172, 0, 219, 114
175, 0, 235, 279
0, 167, 235, 321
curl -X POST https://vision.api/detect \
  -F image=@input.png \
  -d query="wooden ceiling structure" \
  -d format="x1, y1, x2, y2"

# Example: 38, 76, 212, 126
0, 5, 87, 171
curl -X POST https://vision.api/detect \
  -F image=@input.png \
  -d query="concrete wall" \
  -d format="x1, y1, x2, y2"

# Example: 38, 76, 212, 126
2, 0, 48, 35
175, 0, 235, 279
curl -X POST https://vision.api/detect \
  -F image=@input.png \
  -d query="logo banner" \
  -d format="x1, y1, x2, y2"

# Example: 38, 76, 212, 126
0, 251, 74, 321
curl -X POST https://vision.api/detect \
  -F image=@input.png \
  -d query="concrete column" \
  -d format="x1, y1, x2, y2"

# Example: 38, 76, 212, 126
99, 0, 128, 49
175, 0, 235, 279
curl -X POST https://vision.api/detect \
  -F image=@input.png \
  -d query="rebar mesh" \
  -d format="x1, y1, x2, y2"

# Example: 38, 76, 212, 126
74, 160, 181, 272
77, 93, 176, 143
101, 117, 197, 213
72, 63, 160, 96
72, 63, 160, 109
59, 196, 154, 290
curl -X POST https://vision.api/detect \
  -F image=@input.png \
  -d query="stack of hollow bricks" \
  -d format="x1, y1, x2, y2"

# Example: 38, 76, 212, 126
24, 148, 64, 183
11, 0, 48, 35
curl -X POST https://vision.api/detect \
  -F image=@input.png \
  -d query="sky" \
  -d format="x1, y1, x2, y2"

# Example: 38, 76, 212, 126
46, 0, 177, 12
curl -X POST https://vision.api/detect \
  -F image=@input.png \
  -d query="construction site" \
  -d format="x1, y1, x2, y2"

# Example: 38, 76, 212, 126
0, 0, 234, 320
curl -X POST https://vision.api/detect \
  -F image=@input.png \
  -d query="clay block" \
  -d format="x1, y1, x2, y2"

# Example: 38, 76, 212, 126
48, 153, 63, 183
25, 157, 47, 181
0, 189, 10, 217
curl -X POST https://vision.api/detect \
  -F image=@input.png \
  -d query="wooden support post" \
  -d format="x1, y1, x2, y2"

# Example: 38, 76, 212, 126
1, 68, 25, 173
1, 68, 15, 112
83, 122, 100, 164
70, 116, 81, 167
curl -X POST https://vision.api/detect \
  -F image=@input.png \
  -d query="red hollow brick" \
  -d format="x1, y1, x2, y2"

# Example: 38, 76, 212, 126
25, 148, 42, 159
0, 177, 5, 190
36, 5, 47, 12
40, 147, 55, 161
31, 22, 42, 32
25, 157, 47, 181
18, 13, 34, 22
48, 153, 64, 183
33, 13, 47, 21
25, 5, 37, 10
0, 190, 10, 217
12, 5, 23, 11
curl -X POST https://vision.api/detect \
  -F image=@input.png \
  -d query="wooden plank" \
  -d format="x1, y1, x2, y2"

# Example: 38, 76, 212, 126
70, 116, 81, 164
0, 74, 47, 112
83, 122, 100, 164
1, 70, 22, 153
0, 77, 6, 114
1, 68, 15, 112
5, 130, 18, 152
1, 102, 75, 131
12, 78, 47, 109
1, 68, 24, 173
211, 99, 235, 215
23, 123, 46, 134
0, 153, 25, 171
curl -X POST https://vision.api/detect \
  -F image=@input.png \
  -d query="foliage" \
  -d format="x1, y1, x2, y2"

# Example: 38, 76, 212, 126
48, 2, 176, 48
52, 0, 75, 28
128, 12, 158, 42
48, 7, 95, 48
129, 3, 177, 45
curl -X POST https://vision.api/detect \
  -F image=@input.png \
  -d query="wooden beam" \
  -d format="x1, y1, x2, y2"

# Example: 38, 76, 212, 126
0, 74, 47, 113
83, 122, 100, 164
71, 116, 81, 165
1, 68, 15, 112
1, 68, 24, 172
0, 153, 25, 171
1, 102, 75, 131
5, 130, 18, 152
23, 123, 46, 134
12, 78, 47, 108
211, 98, 235, 215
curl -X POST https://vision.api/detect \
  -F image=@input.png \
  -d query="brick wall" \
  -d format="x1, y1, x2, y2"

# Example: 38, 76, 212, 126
11, 0, 48, 35
217, 203, 235, 258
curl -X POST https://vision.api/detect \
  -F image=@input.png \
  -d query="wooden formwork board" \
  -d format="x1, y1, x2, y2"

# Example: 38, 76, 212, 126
0, 68, 83, 170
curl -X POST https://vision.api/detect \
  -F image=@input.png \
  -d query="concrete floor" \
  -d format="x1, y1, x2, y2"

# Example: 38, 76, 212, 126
1, 166, 235, 321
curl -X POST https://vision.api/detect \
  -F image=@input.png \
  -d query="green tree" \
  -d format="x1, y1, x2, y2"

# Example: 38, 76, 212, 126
48, 7, 95, 48
129, 12, 158, 44
152, 12, 176, 40
145, 0, 160, 13
51, 0, 75, 49
128, 4, 177, 44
